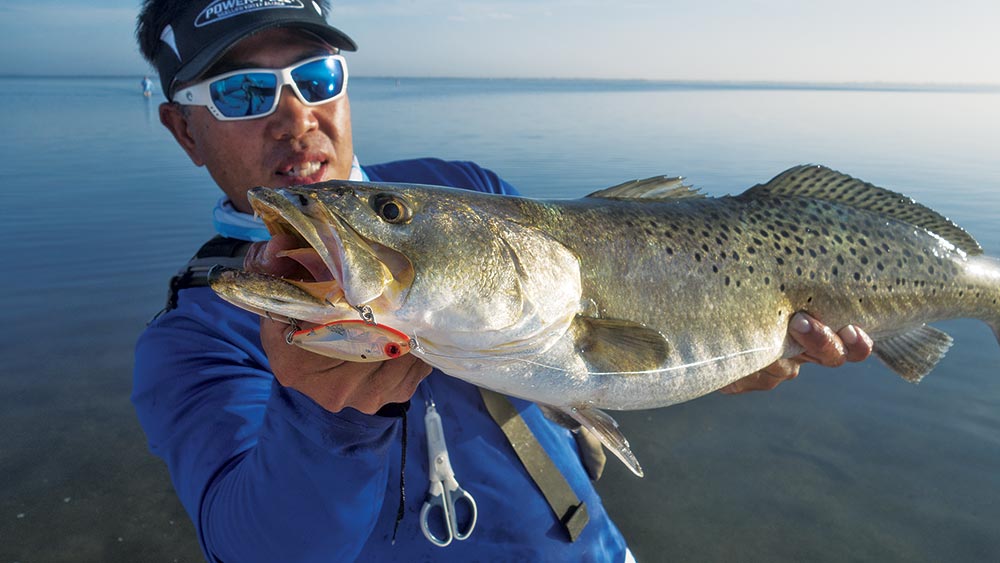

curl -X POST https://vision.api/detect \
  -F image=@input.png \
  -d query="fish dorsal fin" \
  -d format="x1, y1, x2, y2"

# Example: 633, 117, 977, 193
586, 176, 704, 200
873, 324, 954, 383
742, 165, 983, 255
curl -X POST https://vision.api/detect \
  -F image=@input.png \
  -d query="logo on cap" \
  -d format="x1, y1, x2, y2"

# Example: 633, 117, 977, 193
195, 0, 306, 28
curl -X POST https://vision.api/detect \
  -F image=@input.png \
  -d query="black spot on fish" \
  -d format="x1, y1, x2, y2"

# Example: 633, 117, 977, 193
853, 272, 861, 281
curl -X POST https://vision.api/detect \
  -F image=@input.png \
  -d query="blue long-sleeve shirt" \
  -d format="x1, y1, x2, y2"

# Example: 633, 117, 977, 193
133, 158, 628, 562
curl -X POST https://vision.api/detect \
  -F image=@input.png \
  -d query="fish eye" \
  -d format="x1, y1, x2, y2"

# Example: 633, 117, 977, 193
371, 194, 411, 224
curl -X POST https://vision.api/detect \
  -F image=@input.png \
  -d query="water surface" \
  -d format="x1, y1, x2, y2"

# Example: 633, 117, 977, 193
2, 76, 999, 562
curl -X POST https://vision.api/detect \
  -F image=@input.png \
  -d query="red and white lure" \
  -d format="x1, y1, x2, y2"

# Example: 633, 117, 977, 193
289, 320, 413, 362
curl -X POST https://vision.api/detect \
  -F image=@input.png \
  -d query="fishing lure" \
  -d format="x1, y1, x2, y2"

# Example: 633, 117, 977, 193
289, 320, 413, 362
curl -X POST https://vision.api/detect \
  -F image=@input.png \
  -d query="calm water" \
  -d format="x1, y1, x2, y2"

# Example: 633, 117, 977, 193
2, 76, 999, 562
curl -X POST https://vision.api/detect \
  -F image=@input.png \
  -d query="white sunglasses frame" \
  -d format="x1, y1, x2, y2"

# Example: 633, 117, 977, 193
172, 54, 349, 121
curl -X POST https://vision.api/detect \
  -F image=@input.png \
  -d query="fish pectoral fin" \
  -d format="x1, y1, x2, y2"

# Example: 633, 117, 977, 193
550, 404, 644, 478
873, 324, 954, 383
573, 316, 671, 373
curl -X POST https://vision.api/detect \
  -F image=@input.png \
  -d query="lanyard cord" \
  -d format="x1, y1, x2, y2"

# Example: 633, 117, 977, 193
390, 409, 408, 544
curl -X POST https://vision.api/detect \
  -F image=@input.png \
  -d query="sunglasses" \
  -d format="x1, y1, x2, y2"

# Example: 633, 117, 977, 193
172, 54, 348, 121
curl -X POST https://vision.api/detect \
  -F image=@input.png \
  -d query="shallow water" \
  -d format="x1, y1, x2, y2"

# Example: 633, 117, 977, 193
1, 76, 999, 562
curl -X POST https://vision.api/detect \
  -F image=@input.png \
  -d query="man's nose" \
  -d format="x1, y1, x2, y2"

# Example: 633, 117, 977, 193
266, 85, 317, 140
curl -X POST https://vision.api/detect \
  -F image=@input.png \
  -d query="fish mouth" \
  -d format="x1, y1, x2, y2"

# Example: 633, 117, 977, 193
242, 186, 413, 313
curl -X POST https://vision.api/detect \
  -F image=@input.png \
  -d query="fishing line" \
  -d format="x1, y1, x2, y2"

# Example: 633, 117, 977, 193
410, 331, 781, 381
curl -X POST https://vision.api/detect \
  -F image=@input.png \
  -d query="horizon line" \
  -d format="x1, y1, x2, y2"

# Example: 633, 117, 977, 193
3, 73, 998, 92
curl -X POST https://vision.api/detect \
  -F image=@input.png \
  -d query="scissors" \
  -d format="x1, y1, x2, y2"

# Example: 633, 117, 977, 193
419, 400, 478, 547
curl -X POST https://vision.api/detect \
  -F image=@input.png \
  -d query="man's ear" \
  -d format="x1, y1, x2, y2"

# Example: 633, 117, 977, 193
159, 102, 205, 167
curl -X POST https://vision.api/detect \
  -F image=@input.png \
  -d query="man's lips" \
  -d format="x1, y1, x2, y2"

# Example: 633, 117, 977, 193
275, 159, 328, 185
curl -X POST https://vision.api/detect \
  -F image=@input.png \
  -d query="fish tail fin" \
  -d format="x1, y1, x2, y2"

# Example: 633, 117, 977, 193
872, 325, 954, 383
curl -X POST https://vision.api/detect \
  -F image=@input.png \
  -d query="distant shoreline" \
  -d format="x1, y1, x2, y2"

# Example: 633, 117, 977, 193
3, 74, 997, 94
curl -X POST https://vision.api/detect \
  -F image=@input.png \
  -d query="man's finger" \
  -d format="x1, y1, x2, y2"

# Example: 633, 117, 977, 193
244, 234, 302, 276
789, 312, 846, 367
838, 324, 874, 363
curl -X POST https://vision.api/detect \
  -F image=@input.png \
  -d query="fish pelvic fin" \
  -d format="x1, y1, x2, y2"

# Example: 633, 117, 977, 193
537, 405, 607, 481
551, 404, 644, 478
742, 165, 983, 255
873, 324, 954, 383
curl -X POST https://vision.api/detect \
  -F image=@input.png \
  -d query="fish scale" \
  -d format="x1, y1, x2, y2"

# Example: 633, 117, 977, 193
211, 164, 1000, 476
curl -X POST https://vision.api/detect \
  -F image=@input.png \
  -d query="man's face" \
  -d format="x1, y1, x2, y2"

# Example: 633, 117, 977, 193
160, 28, 354, 213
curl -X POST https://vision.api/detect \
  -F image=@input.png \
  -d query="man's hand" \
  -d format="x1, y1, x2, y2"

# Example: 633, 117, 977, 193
247, 236, 432, 414
719, 312, 874, 394
260, 319, 431, 414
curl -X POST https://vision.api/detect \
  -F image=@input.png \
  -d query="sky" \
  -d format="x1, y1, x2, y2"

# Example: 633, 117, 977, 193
1, 0, 998, 84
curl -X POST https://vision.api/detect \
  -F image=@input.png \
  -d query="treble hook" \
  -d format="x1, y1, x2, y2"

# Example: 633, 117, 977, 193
284, 318, 302, 345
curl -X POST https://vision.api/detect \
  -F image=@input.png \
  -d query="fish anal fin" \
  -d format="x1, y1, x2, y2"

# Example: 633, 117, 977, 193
550, 404, 643, 478
573, 316, 671, 374
586, 176, 703, 201
873, 324, 954, 383
742, 165, 982, 256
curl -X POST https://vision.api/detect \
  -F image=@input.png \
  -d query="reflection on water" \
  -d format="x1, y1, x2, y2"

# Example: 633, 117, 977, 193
1, 76, 999, 562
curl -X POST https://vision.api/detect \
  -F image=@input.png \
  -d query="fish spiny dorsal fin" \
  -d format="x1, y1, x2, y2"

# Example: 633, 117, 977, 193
586, 176, 704, 201
742, 165, 983, 256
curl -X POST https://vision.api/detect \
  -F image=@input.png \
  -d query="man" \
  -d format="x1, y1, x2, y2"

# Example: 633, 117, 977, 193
133, 1, 873, 561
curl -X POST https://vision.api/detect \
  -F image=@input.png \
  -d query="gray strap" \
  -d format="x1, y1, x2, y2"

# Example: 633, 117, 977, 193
479, 388, 589, 542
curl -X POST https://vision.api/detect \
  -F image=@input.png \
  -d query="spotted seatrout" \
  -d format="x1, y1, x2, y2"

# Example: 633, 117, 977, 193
210, 165, 1000, 476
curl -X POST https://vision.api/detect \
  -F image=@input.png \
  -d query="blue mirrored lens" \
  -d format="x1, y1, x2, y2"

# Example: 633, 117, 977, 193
291, 58, 345, 103
209, 73, 278, 118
